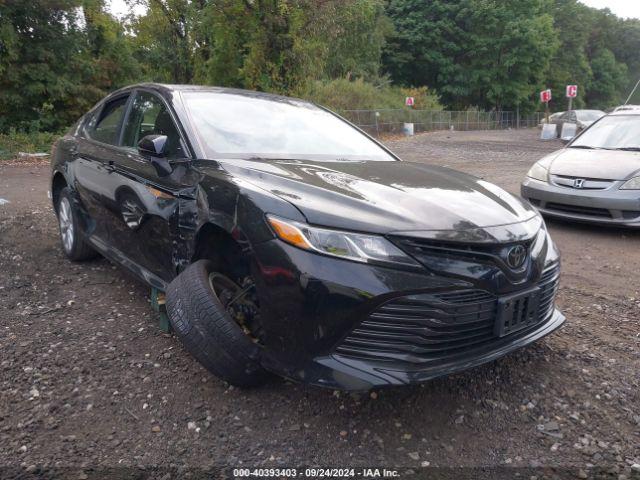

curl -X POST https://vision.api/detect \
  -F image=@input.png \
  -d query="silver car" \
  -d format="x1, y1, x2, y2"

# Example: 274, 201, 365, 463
550, 109, 605, 136
521, 110, 640, 227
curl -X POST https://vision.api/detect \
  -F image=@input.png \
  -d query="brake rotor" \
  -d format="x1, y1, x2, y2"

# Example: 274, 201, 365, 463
208, 272, 263, 343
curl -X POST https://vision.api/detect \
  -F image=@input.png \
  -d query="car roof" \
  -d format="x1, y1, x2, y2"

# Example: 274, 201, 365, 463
108, 82, 309, 104
608, 109, 640, 116
612, 104, 640, 112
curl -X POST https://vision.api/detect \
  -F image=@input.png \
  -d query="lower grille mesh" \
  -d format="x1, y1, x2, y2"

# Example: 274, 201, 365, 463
545, 202, 611, 218
335, 264, 560, 364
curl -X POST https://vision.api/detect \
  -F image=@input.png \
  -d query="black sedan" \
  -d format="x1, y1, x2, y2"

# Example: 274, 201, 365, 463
50, 83, 564, 390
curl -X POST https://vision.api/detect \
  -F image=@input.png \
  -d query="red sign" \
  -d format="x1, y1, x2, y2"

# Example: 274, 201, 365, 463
566, 85, 578, 98
540, 89, 552, 103
405, 97, 415, 107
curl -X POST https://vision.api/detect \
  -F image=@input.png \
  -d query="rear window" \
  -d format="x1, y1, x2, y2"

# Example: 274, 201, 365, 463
86, 96, 129, 145
576, 110, 604, 122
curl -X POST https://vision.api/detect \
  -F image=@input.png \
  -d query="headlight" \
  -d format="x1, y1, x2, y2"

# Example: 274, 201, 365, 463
267, 215, 420, 267
620, 176, 640, 190
527, 162, 549, 182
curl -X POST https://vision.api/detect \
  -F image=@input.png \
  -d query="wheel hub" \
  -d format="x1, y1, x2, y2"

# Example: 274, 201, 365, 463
58, 197, 74, 253
208, 273, 262, 343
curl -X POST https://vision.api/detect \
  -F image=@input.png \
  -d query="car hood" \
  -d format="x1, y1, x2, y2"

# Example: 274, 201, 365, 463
220, 158, 538, 238
547, 148, 640, 180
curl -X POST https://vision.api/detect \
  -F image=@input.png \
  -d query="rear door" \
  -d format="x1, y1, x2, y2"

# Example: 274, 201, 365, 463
73, 93, 131, 245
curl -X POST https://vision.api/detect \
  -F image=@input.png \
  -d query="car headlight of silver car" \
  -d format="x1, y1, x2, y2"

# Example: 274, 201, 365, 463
526, 162, 549, 182
620, 176, 640, 190
267, 215, 420, 267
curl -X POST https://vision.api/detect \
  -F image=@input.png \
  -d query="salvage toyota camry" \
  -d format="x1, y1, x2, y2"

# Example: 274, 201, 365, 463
50, 83, 564, 390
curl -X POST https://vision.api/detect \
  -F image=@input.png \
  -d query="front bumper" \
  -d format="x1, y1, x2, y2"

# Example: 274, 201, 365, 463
522, 177, 640, 227
251, 236, 563, 391
310, 308, 565, 389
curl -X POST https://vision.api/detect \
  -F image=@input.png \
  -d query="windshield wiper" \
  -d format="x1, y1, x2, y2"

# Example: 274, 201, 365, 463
569, 145, 598, 149
613, 147, 640, 151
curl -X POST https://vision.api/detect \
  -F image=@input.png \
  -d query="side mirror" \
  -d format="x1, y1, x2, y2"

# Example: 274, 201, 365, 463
137, 134, 172, 177
138, 134, 168, 157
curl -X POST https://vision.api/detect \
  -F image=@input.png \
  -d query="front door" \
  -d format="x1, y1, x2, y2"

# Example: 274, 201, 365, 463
109, 90, 193, 282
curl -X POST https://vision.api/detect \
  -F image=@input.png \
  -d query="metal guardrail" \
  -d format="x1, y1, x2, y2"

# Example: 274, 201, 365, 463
337, 109, 545, 137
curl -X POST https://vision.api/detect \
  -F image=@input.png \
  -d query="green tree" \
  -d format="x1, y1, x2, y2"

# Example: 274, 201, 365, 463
130, 0, 197, 83
0, 0, 140, 133
193, 0, 391, 92
463, 0, 557, 111
544, 1, 632, 110
383, 0, 558, 111
545, 0, 593, 110
83, 0, 142, 99
0, 0, 88, 132
609, 18, 640, 103
586, 47, 628, 108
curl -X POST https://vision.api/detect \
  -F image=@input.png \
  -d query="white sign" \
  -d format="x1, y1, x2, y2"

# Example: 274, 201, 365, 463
561, 122, 577, 140
566, 85, 578, 98
540, 123, 557, 140
405, 97, 415, 107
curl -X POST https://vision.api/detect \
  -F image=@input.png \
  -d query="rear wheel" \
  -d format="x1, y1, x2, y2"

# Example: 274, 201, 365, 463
56, 188, 97, 261
165, 260, 268, 387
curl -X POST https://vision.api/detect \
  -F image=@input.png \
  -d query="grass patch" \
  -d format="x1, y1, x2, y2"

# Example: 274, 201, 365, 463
296, 78, 442, 111
0, 130, 62, 160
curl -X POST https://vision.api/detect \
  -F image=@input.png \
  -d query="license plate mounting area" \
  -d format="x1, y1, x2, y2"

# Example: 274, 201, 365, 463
495, 287, 542, 337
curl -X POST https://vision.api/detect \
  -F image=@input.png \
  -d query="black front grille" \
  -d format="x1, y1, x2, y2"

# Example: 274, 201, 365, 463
335, 264, 560, 364
537, 262, 560, 323
395, 237, 518, 266
545, 202, 611, 218
392, 235, 538, 275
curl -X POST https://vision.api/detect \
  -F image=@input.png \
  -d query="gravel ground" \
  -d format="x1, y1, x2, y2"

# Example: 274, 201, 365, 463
1, 129, 639, 479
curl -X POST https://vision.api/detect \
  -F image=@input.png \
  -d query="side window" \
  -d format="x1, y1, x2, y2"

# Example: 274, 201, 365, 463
87, 96, 129, 145
122, 92, 186, 160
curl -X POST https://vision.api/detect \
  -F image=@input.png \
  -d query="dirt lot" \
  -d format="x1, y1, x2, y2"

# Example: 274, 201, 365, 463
1, 129, 639, 479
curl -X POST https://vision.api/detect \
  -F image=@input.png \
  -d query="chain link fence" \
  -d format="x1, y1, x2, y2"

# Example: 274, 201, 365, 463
337, 109, 545, 137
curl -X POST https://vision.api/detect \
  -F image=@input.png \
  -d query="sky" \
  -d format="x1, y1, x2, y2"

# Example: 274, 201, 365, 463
108, 0, 640, 20
107, 0, 145, 19
578, 0, 640, 19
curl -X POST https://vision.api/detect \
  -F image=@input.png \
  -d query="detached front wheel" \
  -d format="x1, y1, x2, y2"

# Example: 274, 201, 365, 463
165, 260, 268, 387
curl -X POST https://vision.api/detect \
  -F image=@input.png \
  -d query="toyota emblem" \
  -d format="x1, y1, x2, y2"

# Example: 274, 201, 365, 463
506, 244, 527, 269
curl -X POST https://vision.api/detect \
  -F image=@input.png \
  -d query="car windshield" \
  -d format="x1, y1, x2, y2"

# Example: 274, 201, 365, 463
576, 110, 604, 122
182, 91, 396, 161
570, 115, 640, 150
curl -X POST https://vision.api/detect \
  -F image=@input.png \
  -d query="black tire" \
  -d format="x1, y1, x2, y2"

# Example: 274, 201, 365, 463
165, 260, 268, 387
56, 187, 98, 261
